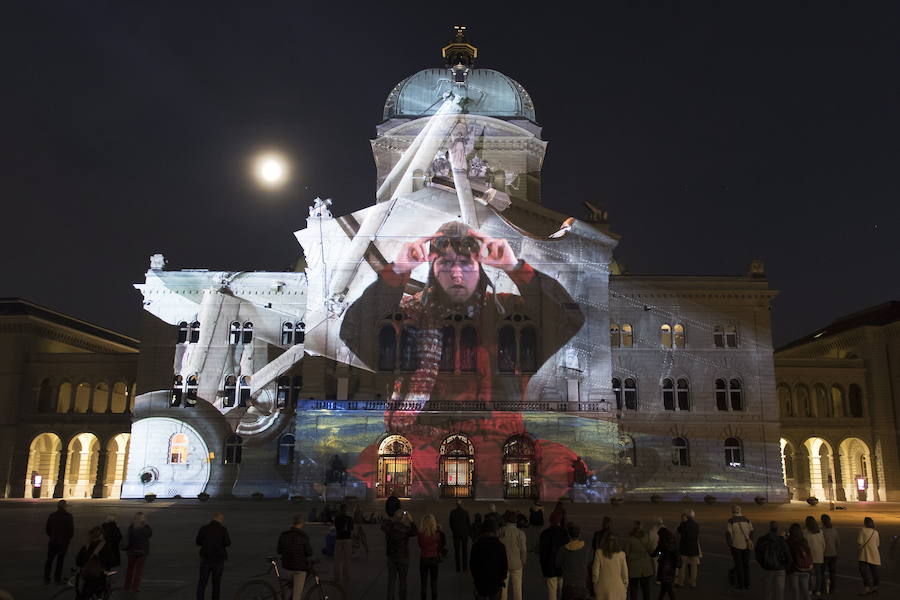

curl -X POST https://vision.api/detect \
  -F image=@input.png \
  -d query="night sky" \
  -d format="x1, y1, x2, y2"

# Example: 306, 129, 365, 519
3, 2, 898, 347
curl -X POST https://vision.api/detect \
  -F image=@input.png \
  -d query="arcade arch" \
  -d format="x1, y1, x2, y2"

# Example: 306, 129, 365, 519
64, 433, 100, 498
803, 437, 836, 501
25, 433, 61, 498
103, 433, 131, 499
838, 437, 874, 501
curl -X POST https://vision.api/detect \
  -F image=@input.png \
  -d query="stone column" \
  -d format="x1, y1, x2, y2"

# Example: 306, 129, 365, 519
53, 447, 68, 498
91, 449, 108, 498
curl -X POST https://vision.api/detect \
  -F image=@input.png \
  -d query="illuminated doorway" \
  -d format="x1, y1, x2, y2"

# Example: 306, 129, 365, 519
439, 434, 474, 498
103, 433, 131, 499
503, 435, 537, 499
377, 435, 412, 499
838, 437, 875, 501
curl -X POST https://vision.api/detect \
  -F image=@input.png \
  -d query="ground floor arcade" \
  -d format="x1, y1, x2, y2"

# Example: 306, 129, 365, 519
780, 434, 885, 502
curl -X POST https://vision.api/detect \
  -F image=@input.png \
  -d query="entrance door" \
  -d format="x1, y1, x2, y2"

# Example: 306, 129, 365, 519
377, 435, 412, 498
503, 435, 536, 499
440, 434, 475, 498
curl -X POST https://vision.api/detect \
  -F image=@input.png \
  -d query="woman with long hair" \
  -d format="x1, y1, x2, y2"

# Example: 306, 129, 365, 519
592, 533, 628, 600
819, 514, 838, 595
786, 523, 812, 600
653, 527, 679, 600
123, 512, 152, 593
857, 517, 880, 596
417, 513, 443, 600
803, 516, 825, 598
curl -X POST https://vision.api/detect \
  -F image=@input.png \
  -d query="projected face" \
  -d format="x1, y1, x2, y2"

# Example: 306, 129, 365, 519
433, 247, 479, 303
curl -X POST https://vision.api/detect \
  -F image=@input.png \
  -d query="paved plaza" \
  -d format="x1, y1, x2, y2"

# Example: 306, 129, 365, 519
1, 498, 898, 600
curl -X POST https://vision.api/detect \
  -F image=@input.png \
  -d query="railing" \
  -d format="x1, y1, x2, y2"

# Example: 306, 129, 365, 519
298, 400, 609, 413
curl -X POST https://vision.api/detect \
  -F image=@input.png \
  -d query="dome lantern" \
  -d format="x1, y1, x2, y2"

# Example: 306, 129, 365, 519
441, 25, 478, 83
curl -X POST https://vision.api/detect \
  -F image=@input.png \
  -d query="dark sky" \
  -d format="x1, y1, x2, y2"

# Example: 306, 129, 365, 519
2, 2, 898, 347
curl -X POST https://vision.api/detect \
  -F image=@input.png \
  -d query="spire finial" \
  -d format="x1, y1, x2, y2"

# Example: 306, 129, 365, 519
441, 25, 478, 69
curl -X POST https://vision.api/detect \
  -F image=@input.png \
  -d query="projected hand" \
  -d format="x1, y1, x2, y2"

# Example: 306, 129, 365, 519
393, 236, 435, 274
470, 230, 518, 272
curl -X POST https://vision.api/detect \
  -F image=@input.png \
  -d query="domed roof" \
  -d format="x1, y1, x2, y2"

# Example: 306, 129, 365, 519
383, 68, 536, 123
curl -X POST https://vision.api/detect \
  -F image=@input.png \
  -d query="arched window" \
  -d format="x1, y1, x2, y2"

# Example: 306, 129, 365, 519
621, 324, 634, 347
460, 326, 477, 372
662, 378, 675, 411
778, 385, 793, 417
230, 322, 241, 345
673, 324, 685, 348
831, 385, 845, 417
92, 381, 109, 413
169, 433, 189, 464
185, 375, 198, 407
278, 434, 295, 466
224, 434, 242, 464
848, 384, 863, 417
520, 326, 537, 373
729, 379, 743, 411
242, 322, 253, 344
795, 385, 811, 417
503, 435, 536, 499
724, 324, 738, 348
713, 325, 724, 348
38, 379, 54, 413
238, 376, 251, 407
177, 321, 189, 344
672, 437, 689, 466
223, 376, 236, 407
276, 376, 290, 409
281, 322, 294, 346
74, 382, 91, 413
660, 324, 672, 348
439, 434, 475, 498
619, 435, 636, 466
399, 326, 419, 372
439, 326, 455, 372
782, 442, 795, 479
110, 382, 128, 413
377, 434, 412, 498
715, 379, 728, 411
170, 376, 183, 407
677, 378, 690, 411
378, 325, 397, 372
610, 323, 621, 347
612, 378, 622, 410
725, 437, 743, 468
189, 321, 201, 344
814, 384, 829, 417
57, 381, 72, 413
498, 325, 517, 373
296, 321, 306, 344
623, 378, 637, 410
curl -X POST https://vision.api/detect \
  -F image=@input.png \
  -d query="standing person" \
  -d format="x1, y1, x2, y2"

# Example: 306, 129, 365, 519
592, 516, 612, 551
75, 526, 107, 600
195, 512, 231, 600
786, 523, 813, 600
44, 499, 74, 585
100, 515, 122, 570
277, 514, 313, 600
725, 505, 754, 591
556, 523, 591, 600
549, 502, 567, 530
418, 514, 443, 600
674, 510, 700, 589
124, 512, 152, 592
539, 514, 568, 600
382, 505, 418, 600
333, 504, 354, 583
802, 516, 825, 598
857, 517, 880, 596
528, 499, 545, 553
591, 533, 628, 600
449, 500, 471, 573
499, 511, 527, 600
471, 519, 508, 600
624, 521, 654, 600
647, 518, 664, 552
819, 515, 839, 595
471, 513, 484, 543
653, 528, 680, 600
754, 521, 791, 600
485, 504, 502, 531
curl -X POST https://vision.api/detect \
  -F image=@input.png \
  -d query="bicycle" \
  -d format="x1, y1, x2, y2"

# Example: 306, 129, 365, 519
50, 567, 119, 599
233, 556, 344, 600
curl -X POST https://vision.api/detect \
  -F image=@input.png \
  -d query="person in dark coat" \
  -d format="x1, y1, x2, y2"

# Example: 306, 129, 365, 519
124, 512, 152, 592
100, 515, 122, 569
75, 526, 107, 600
549, 502, 567, 530
471, 513, 484, 543
675, 510, 700, 588
539, 517, 568, 600
556, 522, 590, 600
381, 504, 418, 600
45, 499, 74, 584
754, 521, 791, 600
277, 514, 313, 600
196, 512, 231, 600
449, 500, 472, 572
470, 519, 508, 600
653, 527, 680, 600
333, 504, 353, 583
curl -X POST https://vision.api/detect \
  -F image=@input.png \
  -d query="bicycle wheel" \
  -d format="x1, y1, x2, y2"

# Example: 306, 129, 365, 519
233, 579, 281, 600
302, 581, 345, 600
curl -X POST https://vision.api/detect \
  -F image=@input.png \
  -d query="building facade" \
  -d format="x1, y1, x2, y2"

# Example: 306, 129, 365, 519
121, 31, 788, 502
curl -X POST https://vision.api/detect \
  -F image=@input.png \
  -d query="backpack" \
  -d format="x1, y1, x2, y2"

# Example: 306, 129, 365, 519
793, 543, 813, 571
759, 537, 782, 570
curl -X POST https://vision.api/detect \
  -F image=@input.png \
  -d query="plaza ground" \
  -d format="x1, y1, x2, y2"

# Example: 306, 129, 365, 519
1, 498, 898, 600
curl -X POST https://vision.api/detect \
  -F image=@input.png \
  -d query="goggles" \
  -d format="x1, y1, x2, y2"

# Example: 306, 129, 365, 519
431, 236, 481, 256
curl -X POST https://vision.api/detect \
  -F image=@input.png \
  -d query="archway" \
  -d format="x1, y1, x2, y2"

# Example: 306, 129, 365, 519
63, 433, 100, 498
503, 435, 537, 499
780, 438, 797, 500
439, 434, 474, 498
838, 437, 875, 501
103, 433, 131, 499
25, 433, 61, 498
803, 437, 836, 501
377, 435, 412, 499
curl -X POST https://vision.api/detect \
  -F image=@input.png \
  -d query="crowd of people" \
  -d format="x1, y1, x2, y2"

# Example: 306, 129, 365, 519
40, 498, 887, 600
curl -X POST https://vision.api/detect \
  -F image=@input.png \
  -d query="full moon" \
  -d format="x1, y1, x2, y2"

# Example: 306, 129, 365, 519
253, 153, 289, 188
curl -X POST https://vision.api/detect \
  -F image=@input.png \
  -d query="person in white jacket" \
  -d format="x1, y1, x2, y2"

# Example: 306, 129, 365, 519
498, 511, 527, 600
857, 517, 881, 596
591, 533, 628, 600
803, 516, 826, 598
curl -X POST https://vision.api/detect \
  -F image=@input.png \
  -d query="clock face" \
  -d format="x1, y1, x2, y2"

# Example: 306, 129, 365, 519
122, 417, 210, 498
